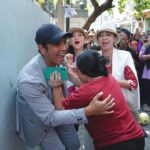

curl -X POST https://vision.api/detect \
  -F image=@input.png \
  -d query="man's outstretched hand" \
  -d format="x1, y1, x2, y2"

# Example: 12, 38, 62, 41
84, 92, 115, 117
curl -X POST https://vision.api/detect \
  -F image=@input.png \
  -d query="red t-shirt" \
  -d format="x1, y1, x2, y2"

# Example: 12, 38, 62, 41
62, 75, 144, 149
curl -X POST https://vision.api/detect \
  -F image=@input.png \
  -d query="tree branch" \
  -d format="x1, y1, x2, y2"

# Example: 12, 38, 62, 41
91, 0, 99, 9
98, 0, 114, 11
83, 0, 114, 30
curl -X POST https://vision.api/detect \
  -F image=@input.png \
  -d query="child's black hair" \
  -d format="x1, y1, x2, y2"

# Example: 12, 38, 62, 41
76, 49, 109, 78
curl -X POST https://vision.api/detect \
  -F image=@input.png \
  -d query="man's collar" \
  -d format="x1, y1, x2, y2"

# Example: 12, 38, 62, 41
38, 54, 47, 71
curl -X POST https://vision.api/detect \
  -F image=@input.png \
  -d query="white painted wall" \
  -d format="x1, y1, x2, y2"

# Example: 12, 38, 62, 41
0, 0, 51, 149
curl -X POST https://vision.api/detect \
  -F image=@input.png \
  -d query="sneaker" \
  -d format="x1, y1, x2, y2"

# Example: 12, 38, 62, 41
143, 104, 150, 112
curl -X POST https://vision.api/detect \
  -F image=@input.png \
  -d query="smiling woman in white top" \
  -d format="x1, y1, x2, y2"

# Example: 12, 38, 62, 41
96, 24, 140, 111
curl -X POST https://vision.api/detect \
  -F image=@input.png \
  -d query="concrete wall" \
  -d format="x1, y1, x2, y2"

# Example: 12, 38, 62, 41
0, 0, 51, 149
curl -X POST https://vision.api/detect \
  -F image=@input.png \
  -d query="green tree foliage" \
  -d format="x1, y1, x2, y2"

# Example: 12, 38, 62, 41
118, 0, 128, 13
48, 0, 53, 4
134, 0, 150, 19
48, 0, 57, 5
38, 0, 45, 5
118, 0, 150, 19
83, 0, 150, 29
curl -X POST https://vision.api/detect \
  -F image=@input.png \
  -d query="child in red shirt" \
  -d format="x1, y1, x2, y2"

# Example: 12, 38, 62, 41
50, 50, 144, 150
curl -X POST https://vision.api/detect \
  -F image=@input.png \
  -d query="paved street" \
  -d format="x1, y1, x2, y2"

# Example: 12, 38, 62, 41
142, 111, 150, 150
144, 129, 150, 150
79, 112, 150, 150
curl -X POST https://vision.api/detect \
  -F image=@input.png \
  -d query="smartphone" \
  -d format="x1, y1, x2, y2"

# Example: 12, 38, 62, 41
43, 66, 68, 81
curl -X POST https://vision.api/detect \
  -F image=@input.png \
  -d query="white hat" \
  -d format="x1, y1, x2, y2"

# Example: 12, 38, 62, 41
96, 24, 120, 45
69, 27, 87, 37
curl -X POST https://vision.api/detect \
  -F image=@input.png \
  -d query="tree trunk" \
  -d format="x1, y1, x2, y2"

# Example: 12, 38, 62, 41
82, 0, 114, 30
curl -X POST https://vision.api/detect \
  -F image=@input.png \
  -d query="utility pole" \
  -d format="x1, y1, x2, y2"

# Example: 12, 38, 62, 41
66, 0, 70, 31
57, 0, 64, 30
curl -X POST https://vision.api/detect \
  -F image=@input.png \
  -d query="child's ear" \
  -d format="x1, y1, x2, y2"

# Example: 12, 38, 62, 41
38, 44, 46, 55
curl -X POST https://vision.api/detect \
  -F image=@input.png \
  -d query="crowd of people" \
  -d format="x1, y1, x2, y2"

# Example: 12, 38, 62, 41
66, 25, 150, 112
15, 23, 150, 150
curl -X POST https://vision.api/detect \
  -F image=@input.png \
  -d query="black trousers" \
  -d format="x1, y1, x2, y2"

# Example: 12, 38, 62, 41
141, 79, 150, 105
96, 137, 145, 150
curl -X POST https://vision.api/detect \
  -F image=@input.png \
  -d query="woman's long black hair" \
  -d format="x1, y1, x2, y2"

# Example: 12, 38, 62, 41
76, 49, 109, 78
